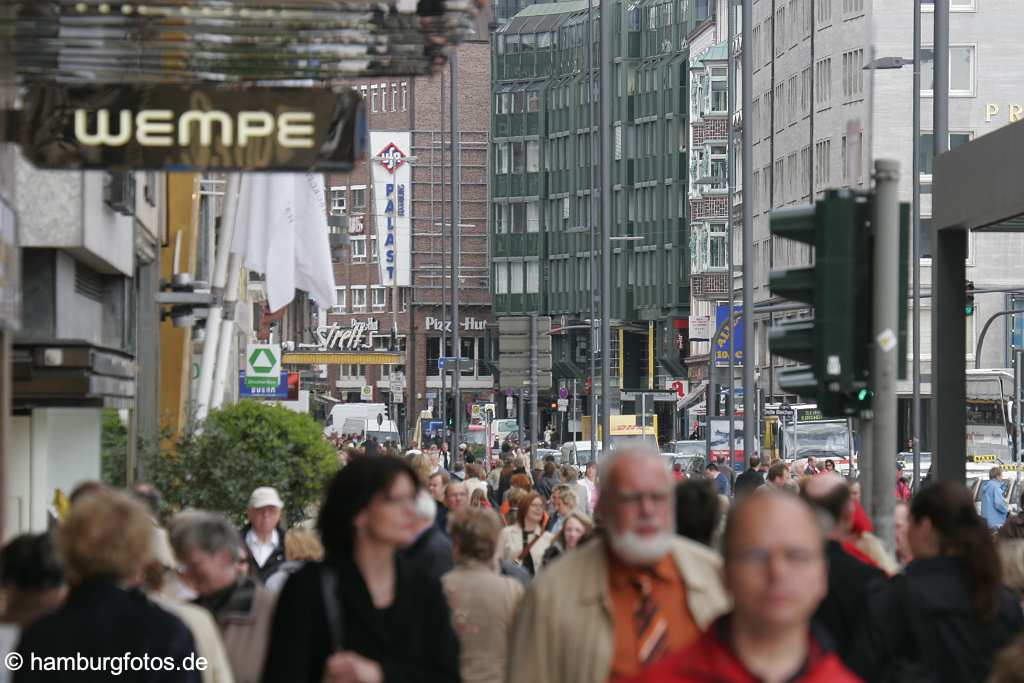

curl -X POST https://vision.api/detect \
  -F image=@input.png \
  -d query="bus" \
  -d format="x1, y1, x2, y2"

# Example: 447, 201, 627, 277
764, 403, 855, 466
966, 369, 1016, 462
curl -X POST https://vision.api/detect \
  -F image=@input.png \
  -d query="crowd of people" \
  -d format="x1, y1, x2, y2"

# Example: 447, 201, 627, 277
6, 440, 1024, 682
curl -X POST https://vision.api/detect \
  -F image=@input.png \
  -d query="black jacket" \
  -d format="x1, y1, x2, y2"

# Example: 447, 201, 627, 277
15, 579, 200, 682
814, 540, 887, 664
261, 552, 460, 683
851, 556, 1024, 683
242, 525, 287, 584
399, 525, 454, 582
733, 468, 766, 499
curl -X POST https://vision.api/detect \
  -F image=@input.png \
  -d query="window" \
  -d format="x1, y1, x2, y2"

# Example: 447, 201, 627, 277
330, 188, 347, 215
525, 260, 540, 294
369, 236, 378, 263
801, 67, 811, 115
919, 132, 972, 175
342, 364, 367, 378
400, 288, 410, 311
815, 139, 831, 187
788, 75, 798, 123
401, 82, 408, 111
526, 140, 540, 172
370, 85, 378, 113
350, 236, 367, 262
333, 287, 346, 312
526, 91, 540, 112
708, 223, 727, 269
815, 58, 832, 107
495, 143, 509, 174
842, 0, 863, 13
510, 261, 524, 293
391, 83, 399, 112
494, 262, 509, 294
841, 134, 848, 181
371, 286, 387, 311
775, 7, 785, 56
351, 287, 367, 311
512, 141, 525, 173
816, 0, 831, 23
710, 79, 727, 113
379, 82, 388, 112
921, 46, 975, 96
842, 49, 864, 99
709, 145, 728, 190
922, 0, 974, 9
774, 82, 784, 132
774, 159, 784, 204
351, 186, 367, 211
800, 146, 811, 196
526, 202, 540, 232
495, 204, 509, 233
511, 203, 526, 233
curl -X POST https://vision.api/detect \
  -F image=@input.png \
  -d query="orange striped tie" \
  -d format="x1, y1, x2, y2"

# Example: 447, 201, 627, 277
632, 573, 669, 667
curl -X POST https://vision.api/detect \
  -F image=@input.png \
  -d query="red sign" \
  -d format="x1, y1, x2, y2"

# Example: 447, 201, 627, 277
377, 142, 406, 174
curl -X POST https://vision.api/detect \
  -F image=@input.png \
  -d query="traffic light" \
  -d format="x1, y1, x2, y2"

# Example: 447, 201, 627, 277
768, 189, 908, 417
965, 280, 976, 316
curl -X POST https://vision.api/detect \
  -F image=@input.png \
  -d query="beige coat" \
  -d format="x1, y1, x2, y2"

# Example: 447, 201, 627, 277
507, 535, 730, 683
150, 594, 235, 683
213, 583, 277, 683
499, 523, 553, 573
441, 560, 525, 683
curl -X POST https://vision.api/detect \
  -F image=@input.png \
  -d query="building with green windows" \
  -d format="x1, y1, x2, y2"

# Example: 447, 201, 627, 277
490, 0, 716, 440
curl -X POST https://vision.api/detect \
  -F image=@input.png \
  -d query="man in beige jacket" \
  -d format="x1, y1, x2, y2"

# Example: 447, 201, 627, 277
507, 447, 730, 683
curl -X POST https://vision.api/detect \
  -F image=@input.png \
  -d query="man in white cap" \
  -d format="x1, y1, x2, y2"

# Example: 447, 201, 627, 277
242, 486, 286, 583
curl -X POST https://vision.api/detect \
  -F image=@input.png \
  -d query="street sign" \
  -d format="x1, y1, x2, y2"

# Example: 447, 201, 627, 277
471, 405, 482, 420
245, 344, 281, 388
557, 398, 568, 412
360, 385, 373, 401
506, 396, 515, 411
558, 387, 569, 399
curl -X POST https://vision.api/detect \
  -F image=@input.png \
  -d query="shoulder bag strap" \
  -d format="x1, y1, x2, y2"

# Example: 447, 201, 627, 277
518, 529, 543, 563
320, 563, 345, 653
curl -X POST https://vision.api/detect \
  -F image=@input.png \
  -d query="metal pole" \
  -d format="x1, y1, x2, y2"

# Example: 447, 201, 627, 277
741, 0, 755, 465
1016, 348, 1022, 487
439, 71, 447, 433
196, 173, 241, 421
727, 0, 736, 474
912, 0, 922, 494
871, 159, 900, 551
450, 52, 462, 446
598, 0, 613, 458
587, 0, 599, 452
210, 253, 244, 409
934, 0, 949, 159
530, 314, 539, 462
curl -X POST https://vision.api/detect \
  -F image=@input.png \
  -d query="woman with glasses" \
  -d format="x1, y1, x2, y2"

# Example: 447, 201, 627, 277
262, 456, 459, 683
498, 492, 553, 576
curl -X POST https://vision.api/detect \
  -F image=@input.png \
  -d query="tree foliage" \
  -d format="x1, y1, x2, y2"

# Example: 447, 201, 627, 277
100, 408, 129, 489
145, 402, 338, 527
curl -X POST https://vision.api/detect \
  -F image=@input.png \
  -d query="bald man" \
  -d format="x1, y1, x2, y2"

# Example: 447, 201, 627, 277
635, 491, 859, 682
801, 473, 887, 666
507, 447, 729, 683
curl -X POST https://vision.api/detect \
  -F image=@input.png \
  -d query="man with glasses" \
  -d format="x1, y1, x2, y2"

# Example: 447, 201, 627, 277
507, 447, 729, 683
634, 491, 859, 682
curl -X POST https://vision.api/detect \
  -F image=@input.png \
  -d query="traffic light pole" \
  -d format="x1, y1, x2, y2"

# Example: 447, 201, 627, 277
450, 51, 462, 447
870, 159, 900, 551
530, 314, 539, 462
741, 0, 755, 464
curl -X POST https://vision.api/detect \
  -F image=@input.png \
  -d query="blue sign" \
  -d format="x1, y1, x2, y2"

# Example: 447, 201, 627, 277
239, 371, 290, 399
714, 304, 744, 368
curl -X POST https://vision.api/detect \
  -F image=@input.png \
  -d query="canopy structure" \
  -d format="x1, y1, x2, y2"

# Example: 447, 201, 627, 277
0, 0, 481, 85
930, 117, 1024, 482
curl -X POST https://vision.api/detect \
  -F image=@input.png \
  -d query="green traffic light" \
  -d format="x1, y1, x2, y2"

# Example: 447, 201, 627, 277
857, 388, 870, 401
965, 304, 975, 316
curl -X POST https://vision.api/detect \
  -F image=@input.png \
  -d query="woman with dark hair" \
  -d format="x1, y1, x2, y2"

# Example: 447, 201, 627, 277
261, 456, 459, 683
851, 481, 1024, 683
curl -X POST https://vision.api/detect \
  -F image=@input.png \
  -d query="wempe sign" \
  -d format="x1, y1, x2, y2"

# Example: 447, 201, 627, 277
9, 84, 366, 172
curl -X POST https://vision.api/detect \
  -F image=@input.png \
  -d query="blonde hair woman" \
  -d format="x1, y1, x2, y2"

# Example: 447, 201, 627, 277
264, 528, 325, 593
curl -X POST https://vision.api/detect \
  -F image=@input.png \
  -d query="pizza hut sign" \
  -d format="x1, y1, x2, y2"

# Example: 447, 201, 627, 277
378, 142, 406, 174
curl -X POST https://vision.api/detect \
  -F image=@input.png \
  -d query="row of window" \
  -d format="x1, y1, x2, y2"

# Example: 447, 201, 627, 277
494, 201, 541, 234
493, 260, 541, 294
332, 286, 390, 312
354, 82, 408, 114
343, 236, 381, 263
494, 140, 540, 174
329, 186, 367, 216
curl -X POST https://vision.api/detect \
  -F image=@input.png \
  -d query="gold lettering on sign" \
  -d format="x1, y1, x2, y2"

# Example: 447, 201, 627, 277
986, 103, 999, 122
1011, 104, 1023, 123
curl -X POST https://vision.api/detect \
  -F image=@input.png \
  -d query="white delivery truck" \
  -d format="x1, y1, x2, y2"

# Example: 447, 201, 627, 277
325, 403, 400, 445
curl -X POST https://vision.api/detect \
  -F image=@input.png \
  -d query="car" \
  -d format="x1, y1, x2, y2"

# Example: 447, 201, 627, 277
671, 440, 708, 458
662, 453, 706, 476
560, 441, 602, 474
533, 448, 562, 469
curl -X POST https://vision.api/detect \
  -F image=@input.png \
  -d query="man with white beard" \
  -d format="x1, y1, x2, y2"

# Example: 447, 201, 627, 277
507, 447, 730, 683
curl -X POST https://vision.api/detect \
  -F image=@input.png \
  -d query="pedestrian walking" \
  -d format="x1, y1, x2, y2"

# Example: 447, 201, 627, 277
170, 511, 277, 683
498, 492, 553, 576
895, 462, 913, 502
733, 456, 766, 500
535, 461, 558, 500
400, 490, 454, 582
261, 455, 459, 683
706, 462, 731, 497
444, 481, 469, 518
442, 508, 525, 683
674, 478, 723, 548
633, 491, 859, 682
541, 512, 593, 567
464, 464, 488, 502
800, 474, 887, 665
578, 462, 599, 515
546, 485, 577, 535
998, 489, 1024, 541
241, 487, 286, 584
264, 528, 325, 593
16, 490, 200, 683
982, 466, 1010, 530
507, 447, 729, 683
851, 481, 1024, 683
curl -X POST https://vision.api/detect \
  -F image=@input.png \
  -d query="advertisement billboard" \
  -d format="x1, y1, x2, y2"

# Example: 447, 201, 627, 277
714, 304, 744, 368
370, 131, 412, 287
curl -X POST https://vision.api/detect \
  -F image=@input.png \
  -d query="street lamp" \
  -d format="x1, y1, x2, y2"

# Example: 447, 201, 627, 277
863, 49, 922, 488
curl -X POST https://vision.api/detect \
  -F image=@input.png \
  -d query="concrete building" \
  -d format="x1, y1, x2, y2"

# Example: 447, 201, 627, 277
734, 0, 1024, 451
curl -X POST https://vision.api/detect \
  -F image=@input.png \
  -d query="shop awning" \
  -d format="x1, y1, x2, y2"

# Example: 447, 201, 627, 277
677, 381, 707, 411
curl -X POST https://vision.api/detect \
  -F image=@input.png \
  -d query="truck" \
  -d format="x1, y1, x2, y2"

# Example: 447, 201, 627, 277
580, 415, 659, 452
325, 403, 398, 444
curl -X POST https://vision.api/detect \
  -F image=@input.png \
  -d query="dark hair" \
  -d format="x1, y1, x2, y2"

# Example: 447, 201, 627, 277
911, 481, 1002, 621
748, 456, 761, 470
68, 480, 106, 506
767, 462, 788, 482
0, 533, 64, 590
675, 479, 721, 547
824, 459, 836, 470
318, 456, 419, 555
543, 462, 556, 477
800, 479, 851, 524
706, 462, 719, 472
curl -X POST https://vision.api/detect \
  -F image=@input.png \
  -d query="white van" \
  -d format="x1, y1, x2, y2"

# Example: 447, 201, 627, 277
340, 418, 401, 446
325, 403, 389, 438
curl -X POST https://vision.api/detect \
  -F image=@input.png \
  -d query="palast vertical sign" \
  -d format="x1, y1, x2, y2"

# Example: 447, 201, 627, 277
370, 132, 411, 287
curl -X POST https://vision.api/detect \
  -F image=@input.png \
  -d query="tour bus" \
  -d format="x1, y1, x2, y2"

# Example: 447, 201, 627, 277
763, 403, 855, 469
